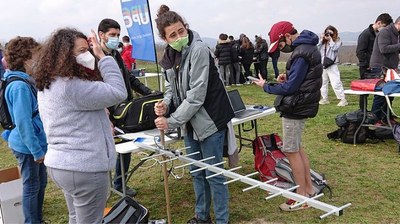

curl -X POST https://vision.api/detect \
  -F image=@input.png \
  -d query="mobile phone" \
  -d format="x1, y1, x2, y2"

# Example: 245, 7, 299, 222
247, 76, 260, 82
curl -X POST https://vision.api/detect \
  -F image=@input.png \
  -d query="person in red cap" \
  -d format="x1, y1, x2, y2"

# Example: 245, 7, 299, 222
253, 21, 323, 211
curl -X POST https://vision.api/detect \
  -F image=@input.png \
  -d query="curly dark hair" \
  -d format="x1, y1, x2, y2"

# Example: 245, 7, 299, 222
34, 28, 102, 91
5, 36, 40, 72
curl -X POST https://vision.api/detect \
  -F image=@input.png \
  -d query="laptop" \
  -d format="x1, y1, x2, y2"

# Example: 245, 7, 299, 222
227, 89, 262, 119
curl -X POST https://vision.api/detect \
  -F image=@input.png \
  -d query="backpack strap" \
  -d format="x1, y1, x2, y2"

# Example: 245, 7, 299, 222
6, 76, 39, 118
323, 183, 333, 199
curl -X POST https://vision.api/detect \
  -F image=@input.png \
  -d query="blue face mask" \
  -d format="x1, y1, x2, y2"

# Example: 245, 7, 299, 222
105, 36, 119, 50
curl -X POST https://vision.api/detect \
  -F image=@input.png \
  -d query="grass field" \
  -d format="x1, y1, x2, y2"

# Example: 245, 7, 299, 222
1, 63, 399, 223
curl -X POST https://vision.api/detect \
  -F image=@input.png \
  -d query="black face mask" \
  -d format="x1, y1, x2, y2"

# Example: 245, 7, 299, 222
280, 43, 294, 53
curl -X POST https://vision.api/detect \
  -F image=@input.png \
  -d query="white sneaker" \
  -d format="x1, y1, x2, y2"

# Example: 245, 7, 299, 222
337, 99, 348, 107
236, 83, 242, 86
319, 99, 330, 105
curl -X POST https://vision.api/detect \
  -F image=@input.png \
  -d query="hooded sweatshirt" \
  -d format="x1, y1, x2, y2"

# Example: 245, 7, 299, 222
2, 70, 47, 160
265, 30, 319, 95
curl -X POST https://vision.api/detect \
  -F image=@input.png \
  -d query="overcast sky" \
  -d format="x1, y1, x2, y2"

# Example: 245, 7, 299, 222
1, 0, 399, 44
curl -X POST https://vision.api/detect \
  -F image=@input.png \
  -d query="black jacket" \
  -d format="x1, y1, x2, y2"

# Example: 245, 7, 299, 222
231, 40, 241, 63
254, 40, 269, 61
356, 24, 376, 67
109, 50, 152, 100
239, 46, 254, 65
279, 44, 323, 119
214, 40, 232, 65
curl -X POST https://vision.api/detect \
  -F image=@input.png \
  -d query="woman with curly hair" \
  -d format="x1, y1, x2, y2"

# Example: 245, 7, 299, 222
2, 36, 47, 224
33, 28, 127, 223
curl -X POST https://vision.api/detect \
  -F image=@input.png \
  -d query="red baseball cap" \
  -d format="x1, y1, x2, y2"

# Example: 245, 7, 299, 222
268, 21, 295, 53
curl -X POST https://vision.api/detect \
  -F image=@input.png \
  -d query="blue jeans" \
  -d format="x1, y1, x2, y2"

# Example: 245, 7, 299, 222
184, 129, 229, 224
271, 55, 279, 78
370, 67, 394, 121
13, 150, 47, 224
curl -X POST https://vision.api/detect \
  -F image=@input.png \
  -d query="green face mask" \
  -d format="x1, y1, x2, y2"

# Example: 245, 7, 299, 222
169, 35, 189, 52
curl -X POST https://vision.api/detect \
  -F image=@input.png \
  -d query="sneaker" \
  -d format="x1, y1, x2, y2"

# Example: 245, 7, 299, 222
187, 216, 213, 224
115, 186, 137, 197
236, 83, 242, 86
374, 120, 386, 127
337, 99, 348, 107
279, 199, 309, 211
319, 99, 330, 105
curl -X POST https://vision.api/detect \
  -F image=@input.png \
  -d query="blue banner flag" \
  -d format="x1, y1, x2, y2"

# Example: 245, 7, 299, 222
120, 0, 156, 62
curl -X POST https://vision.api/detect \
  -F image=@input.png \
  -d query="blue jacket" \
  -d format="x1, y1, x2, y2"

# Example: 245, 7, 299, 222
2, 70, 47, 160
265, 30, 323, 119
264, 30, 319, 95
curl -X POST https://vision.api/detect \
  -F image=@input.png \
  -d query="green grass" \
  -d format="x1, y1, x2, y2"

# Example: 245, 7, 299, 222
1, 64, 399, 223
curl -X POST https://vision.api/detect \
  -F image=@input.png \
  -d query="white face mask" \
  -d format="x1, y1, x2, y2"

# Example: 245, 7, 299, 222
76, 51, 95, 70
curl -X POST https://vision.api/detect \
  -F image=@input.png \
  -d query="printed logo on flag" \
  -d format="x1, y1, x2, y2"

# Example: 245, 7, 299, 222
120, 0, 156, 62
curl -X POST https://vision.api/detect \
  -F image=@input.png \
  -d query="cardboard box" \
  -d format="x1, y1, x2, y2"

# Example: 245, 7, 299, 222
0, 167, 23, 224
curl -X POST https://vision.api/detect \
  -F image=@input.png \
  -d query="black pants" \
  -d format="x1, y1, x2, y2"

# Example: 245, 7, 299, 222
114, 153, 131, 190
258, 59, 268, 80
242, 63, 252, 79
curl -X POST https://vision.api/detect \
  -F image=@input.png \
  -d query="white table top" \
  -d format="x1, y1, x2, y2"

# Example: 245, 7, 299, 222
115, 106, 276, 154
115, 129, 174, 154
344, 89, 400, 97
231, 106, 276, 126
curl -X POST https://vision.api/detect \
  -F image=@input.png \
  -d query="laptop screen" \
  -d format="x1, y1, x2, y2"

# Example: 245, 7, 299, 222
227, 89, 246, 112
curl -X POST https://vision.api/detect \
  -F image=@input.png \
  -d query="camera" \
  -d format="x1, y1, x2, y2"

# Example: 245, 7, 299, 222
324, 33, 331, 37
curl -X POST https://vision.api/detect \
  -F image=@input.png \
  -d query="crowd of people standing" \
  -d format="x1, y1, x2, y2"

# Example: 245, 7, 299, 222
214, 33, 279, 86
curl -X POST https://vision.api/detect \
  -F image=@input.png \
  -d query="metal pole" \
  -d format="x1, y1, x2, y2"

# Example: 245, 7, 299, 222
160, 128, 172, 223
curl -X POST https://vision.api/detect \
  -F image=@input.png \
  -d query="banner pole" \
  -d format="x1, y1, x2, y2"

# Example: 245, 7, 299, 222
147, 0, 162, 91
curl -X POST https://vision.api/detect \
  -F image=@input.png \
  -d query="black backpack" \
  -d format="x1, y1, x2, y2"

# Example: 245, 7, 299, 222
111, 92, 163, 133
327, 110, 370, 144
103, 196, 149, 224
0, 76, 38, 130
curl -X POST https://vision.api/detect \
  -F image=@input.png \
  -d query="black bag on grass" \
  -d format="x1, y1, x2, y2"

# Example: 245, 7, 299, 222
112, 92, 163, 132
103, 196, 149, 224
327, 110, 370, 144
340, 122, 368, 144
